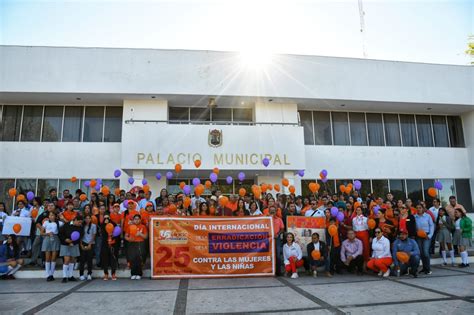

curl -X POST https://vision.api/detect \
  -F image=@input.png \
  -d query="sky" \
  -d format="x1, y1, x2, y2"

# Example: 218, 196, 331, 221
0, 0, 472, 65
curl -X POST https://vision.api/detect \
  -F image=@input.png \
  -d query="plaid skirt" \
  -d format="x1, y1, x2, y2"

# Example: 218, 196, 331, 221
60, 244, 80, 257
452, 230, 472, 247
41, 235, 60, 252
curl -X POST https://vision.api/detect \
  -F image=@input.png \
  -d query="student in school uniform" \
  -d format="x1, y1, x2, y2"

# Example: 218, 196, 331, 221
125, 214, 148, 280
41, 211, 63, 281
79, 214, 96, 281
59, 216, 84, 283
0, 235, 23, 279
100, 215, 121, 281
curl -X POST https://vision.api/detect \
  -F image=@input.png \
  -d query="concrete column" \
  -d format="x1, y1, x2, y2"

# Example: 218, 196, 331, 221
461, 110, 474, 211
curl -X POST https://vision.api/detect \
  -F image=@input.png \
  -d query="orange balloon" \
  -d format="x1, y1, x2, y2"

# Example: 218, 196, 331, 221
328, 224, 338, 237
311, 250, 321, 260
205, 180, 212, 189
274, 184, 281, 192
267, 184, 273, 191
71, 176, 77, 183
219, 196, 229, 207
143, 185, 150, 194
282, 178, 289, 187
101, 186, 110, 196
263, 208, 270, 215
8, 188, 17, 197
238, 188, 246, 197
344, 186, 352, 195
17, 195, 26, 202
175, 163, 182, 173
106, 223, 114, 234
79, 194, 87, 201
195, 184, 205, 196
91, 216, 98, 225
289, 185, 296, 194
13, 223, 22, 234
30, 208, 38, 219
396, 252, 410, 264
368, 218, 376, 230
178, 181, 185, 190
339, 185, 346, 193
417, 229, 427, 239
90, 179, 97, 188
261, 184, 268, 193
184, 197, 191, 208
309, 182, 317, 194
169, 204, 177, 214
254, 191, 262, 199
114, 188, 121, 196
194, 160, 201, 168
92, 207, 99, 215
213, 167, 220, 175
427, 187, 437, 198
128, 225, 138, 236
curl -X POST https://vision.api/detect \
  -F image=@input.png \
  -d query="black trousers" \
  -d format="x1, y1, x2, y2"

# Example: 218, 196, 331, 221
79, 245, 94, 276
101, 244, 119, 275
329, 246, 342, 273
128, 242, 144, 276
341, 255, 364, 272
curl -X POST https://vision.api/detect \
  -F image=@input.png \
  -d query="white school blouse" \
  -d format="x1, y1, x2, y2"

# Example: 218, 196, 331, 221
283, 242, 303, 265
371, 235, 391, 259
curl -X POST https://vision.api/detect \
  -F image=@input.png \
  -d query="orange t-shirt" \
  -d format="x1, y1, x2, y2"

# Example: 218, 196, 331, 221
127, 224, 148, 242
62, 210, 77, 223
140, 210, 154, 226
110, 212, 123, 226
227, 202, 238, 212
123, 210, 140, 234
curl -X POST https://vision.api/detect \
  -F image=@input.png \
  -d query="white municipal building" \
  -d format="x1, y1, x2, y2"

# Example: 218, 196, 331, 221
0, 45, 473, 212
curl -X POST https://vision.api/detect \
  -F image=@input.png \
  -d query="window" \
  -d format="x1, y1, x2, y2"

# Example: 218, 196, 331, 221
357, 180, 372, 198
169, 107, 189, 121
437, 179, 455, 207
383, 114, 401, 146
37, 179, 58, 200
332, 112, 349, 145
299, 111, 314, 145
447, 116, 465, 147
0, 105, 22, 141
349, 112, 367, 146
416, 115, 433, 147
389, 179, 406, 201
372, 180, 389, 198
58, 179, 80, 198
313, 111, 332, 145
190, 108, 210, 121
318, 179, 336, 195
104, 107, 122, 142
211, 108, 232, 122
366, 113, 384, 146
102, 180, 120, 192
42, 106, 63, 142
399, 114, 417, 146
406, 179, 423, 204
432, 116, 449, 147
0, 179, 15, 211
422, 179, 435, 206
16, 179, 37, 195
83, 107, 104, 142
63, 106, 83, 142
232, 108, 253, 122
455, 179, 472, 212
21, 106, 43, 141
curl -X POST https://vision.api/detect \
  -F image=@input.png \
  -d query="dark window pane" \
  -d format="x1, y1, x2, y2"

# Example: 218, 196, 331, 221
455, 179, 472, 213
63, 106, 83, 142
21, 106, 43, 141
349, 112, 367, 146
438, 179, 456, 208
16, 179, 37, 196
416, 115, 433, 147
356, 180, 371, 198
83, 107, 104, 142
0, 179, 16, 211
447, 116, 465, 147
0, 105, 22, 141
389, 179, 406, 201
432, 116, 449, 147
406, 179, 423, 205
422, 179, 435, 207
42, 106, 63, 142
104, 107, 122, 142
169, 107, 189, 121
37, 179, 58, 200
58, 179, 80, 198
313, 111, 332, 145
318, 179, 336, 195
232, 108, 253, 122
299, 111, 314, 145
383, 114, 401, 146
211, 108, 232, 122
400, 114, 417, 147
332, 112, 349, 145
372, 180, 389, 199
190, 108, 210, 121
366, 113, 384, 146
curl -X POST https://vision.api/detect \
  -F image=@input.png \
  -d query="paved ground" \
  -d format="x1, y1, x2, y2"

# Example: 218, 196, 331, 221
1, 265, 473, 315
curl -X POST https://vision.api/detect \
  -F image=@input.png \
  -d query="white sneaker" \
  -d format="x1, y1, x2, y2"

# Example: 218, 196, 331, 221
313, 270, 318, 278
87, 275, 92, 281
131, 275, 137, 280
383, 269, 391, 278
291, 273, 298, 279
378, 271, 383, 276
135, 275, 141, 280
79, 275, 86, 281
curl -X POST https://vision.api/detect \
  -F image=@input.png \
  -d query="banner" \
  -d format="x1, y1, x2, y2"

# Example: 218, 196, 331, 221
286, 216, 326, 256
2, 216, 32, 236
150, 217, 275, 279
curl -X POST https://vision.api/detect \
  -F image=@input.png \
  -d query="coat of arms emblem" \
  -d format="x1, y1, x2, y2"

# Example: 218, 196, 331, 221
208, 129, 222, 147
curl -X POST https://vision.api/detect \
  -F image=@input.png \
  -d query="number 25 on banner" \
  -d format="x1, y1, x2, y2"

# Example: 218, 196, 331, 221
156, 246, 191, 268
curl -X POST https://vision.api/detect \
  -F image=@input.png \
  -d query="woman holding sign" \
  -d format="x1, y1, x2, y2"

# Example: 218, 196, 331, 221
59, 216, 83, 283
125, 214, 148, 280
283, 232, 303, 278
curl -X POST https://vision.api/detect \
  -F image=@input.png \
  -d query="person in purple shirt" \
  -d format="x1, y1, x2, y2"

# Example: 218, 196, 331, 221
340, 230, 364, 275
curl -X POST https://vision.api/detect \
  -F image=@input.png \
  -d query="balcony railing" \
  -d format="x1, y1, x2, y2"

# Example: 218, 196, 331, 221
124, 119, 301, 126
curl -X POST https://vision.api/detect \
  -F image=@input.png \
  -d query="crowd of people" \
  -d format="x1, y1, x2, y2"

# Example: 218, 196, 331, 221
0, 184, 472, 281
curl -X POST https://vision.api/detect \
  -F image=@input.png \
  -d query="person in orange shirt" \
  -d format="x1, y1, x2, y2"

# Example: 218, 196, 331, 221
226, 195, 238, 213
110, 203, 123, 227
60, 202, 77, 224
270, 206, 284, 276
125, 214, 148, 280
140, 202, 155, 226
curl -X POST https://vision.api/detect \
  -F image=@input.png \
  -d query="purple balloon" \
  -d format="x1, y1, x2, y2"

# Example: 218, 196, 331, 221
373, 206, 380, 215
434, 181, 443, 190
354, 180, 362, 190
128, 177, 134, 185
123, 200, 129, 208
70, 231, 80, 242
114, 169, 121, 178
183, 185, 191, 195
155, 172, 162, 180
297, 170, 305, 177
142, 178, 148, 186
192, 178, 201, 186
337, 211, 345, 222
26, 191, 35, 201
321, 177, 329, 183
330, 207, 339, 217
321, 169, 328, 177
112, 226, 122, 237
238, 172, 245, 182
210, 172, 218, 183
84, 180, 91, 187
97, 179, 103, 185
262, 157, 270, 167
166, 171, 173, 180
94, 183, 101, 191
226, 176, 233, 185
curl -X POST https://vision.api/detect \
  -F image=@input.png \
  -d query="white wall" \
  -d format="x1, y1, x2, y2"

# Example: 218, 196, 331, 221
1, 46, 473, 106
123, 99, 168, 121
304, 146, 471, 179
255, 102, 298, 123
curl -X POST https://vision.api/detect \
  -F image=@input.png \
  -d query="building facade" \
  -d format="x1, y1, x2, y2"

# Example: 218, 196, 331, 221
0, 45, 473, 211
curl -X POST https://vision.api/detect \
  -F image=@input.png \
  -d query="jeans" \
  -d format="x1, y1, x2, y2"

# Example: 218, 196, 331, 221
399, 254, 421, 275
417, 237, 431, 272
94, 236, 103, 266
31, 235, 43, 265
310, 257, 330, 272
